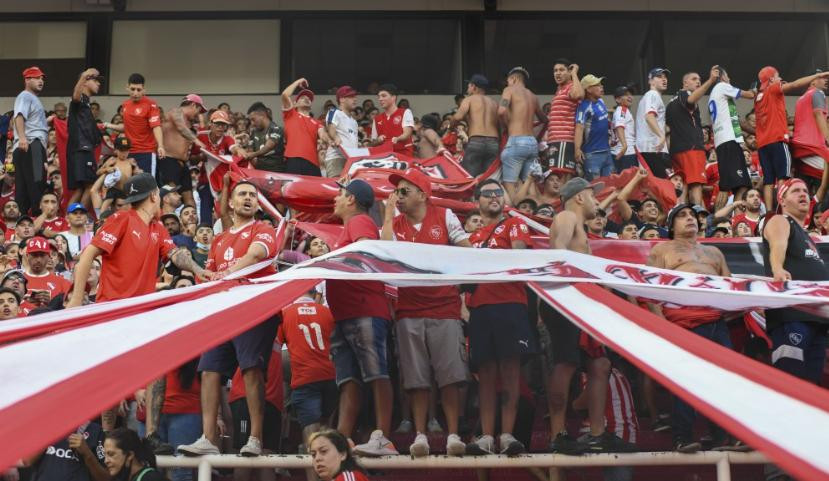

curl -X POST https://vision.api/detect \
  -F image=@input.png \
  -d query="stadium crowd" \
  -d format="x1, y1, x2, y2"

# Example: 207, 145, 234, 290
1, 57, 828, 481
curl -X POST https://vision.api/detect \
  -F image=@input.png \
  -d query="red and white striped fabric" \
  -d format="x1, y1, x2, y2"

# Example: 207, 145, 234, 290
579, 368, 639, 443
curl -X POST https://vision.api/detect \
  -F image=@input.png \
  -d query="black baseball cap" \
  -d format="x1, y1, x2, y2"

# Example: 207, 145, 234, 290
614, 85, 632, 97
123, 173, 158, 203
465, 74, 489, 88
648, 67, 671, 79
16, 215, 34, 224
666, 203, 695, 239
160, 213, 180, 224
335, 179, 375, 209
114, 136, 131, 151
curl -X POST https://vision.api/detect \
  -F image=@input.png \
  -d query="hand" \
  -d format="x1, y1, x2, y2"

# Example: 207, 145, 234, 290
709, 65, 721, 81
569, 64, 579, 74
117, 399, 129, 417
81, 68, 100, 80
732, 200, 746, 210
391, 136, 398, 144
772, 268, 792, 282
67, 433, 90, 457
157, 146, 166, 159
376, 135, 386, 143
194, 139, 207, 150
197, 269, 214, 282
635, 167, 649, 179
65, 295, 83, 309
385, 191, 399, 220
575, 149, 585, 163
212, 270, 230, 280
656, 137, 666, 151
134, 389, 147, 408
32, 290, 51, 305
17, 138, 29, 152
615, 150, 624, 161
223, 172, 231, 187
297, 78, 309, 89
46, 114, 56, 124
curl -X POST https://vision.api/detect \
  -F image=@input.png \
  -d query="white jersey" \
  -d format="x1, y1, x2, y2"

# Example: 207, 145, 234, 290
708, 82, 744, 147
611, 105, 636, 156
635, 90, 667, 153
325, 108, 359, 161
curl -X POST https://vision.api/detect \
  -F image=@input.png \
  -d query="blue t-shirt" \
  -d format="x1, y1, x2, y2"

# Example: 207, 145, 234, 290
576, 98, 610, 154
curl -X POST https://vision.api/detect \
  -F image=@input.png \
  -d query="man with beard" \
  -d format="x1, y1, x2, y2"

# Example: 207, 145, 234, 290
160, 94, 207, 207
12, 66, 49, 215
244, 102, 285, 172
617, 168, 668, 237
729, 188, 764, 234
23, 236, 71, 306
453, 74, 500, 176
3, 199, 21, 237
546, 59, 584, 174
67, 68, 104, 210
1, 269, 35, 315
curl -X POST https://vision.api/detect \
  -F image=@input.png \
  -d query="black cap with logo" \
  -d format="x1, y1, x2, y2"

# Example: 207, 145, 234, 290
123, 173, 158, 203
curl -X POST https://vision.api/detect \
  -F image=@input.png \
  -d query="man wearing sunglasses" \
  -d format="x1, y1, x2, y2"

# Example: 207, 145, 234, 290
464, 179, 535, 456
381, 168, 471, 457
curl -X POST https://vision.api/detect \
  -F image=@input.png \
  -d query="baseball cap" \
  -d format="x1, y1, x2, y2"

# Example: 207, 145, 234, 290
335, 179, 375, 209
182, 94, 207, 112
295, 89, 315, 103
637, 224, 660, 238
159, 185, 180, 200
160, 213, 180, 224
336, 86, 358, 102
648, 67, 671, 79
560, 177, 604, 205
389, 168, 432, 197
758, 66, 778, 90
210, 110, 231, 124
692, 204, 710, 216
666, 203, 696, 239
711, 226, 730, 237
23, 66, 45, 79
2, 269, 26, 285
114, 136, 131, 151
123, 172, 158, 203
465, 74, 490, 89
614, 85, 632, 97
580, 74, 604, 89
507, 66, 530, 80
67, 202, 87, 214
26, 236, 53, 254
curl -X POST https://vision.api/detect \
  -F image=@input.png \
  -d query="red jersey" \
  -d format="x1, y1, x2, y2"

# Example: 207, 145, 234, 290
754, 82, 789, 148
704, 162, 719, 211
392, 204, 461, 319
277, 298, 336, 388
24, 271, 71, 300
373, 107, 414, 156
335, 471, 369, 481
661, 305, 721, 329
282, 108, 321, 166
43, 217, 69, 234
92, 209, 175, 302
547, 82, 578, 143
467, 217, 533, 307
326, 214, 390, 321
228, 344, 283, 409
122, 97, 162, 153
206, 220, 277, 276
162, 369, 201, 414
195, 131, 239, 183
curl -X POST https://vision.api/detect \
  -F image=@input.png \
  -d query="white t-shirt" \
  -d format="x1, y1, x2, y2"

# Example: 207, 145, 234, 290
325, 108, 359, 160
371, 109, 415, 139
635, 90, 667, 153
708, 82, 744, 147
611, 105, 636, 156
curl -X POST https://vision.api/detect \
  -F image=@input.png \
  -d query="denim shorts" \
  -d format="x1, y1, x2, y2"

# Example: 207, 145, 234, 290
291, 380, 338, 427
584, 150, 613, 181
197, 315, 279, 378
329, 316, 390, 386
462, 136, 500, 177
500, 136, 538, 183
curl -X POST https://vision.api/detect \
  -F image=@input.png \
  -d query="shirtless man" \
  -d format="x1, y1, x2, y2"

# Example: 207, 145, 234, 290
498, 67, 548, 203
453, 74, 500, 176
647, 203, 740, 453
160, 94, 207, 207
544, 178, 631, 455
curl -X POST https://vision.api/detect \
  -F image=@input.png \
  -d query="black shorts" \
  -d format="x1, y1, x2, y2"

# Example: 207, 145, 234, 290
640, 152, 671, 178
285, 157, 322, 177
468, 303, 536, 371
67, 150, 97, 189
758, 141, 792, 185
157, 157, 192, 192
547, 141, 577, 173
131, 152, 156, 177
716, 141, 752, 192
197, 316, 279, 378
229, 398, 281, 451
539, 301, 582, 366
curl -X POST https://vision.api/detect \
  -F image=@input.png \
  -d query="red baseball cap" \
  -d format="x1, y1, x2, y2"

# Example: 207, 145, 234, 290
26, 236, 53, 255
23, 66, 45, 79
758, 66, 778, 90
389, 167, 432, 197
295, 89, 315, 103
336, 86, 358, 102
182, 94, 206, 112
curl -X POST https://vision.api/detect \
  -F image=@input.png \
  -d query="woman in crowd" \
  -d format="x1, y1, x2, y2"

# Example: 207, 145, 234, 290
308, 429, 368, 481
104, 428, 168, 481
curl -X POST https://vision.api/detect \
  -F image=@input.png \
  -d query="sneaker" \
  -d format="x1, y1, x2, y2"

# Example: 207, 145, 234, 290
712, 439, 752, 452
146, 432, 174, 455
178, 435, 220, 457
409, 433, 430, 458
548, 432, 586, 455
395, 419, 414, 434
354, 430, 399, 457
446, 434, 466, 456
674, 439, 702, 453
651, 418, 671, 432
465, 434, 495, 455
499, 433, 526, 455
240, 436, 262, 457
582, 432, 638, 453
427, 418, 444, 433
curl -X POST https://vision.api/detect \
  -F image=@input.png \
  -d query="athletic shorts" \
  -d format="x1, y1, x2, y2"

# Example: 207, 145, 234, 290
291, 380, 338, 427
229, 398, 281, 451
671, 149, 707, 185
131, 152, 157, 177
640, 152, 671, 178
715, 140, 751, 192
157, 157, 192, 192
539, 301, 582, 366
770, 321, 828, 384
758, 141, 792, 185
67, 150, 97, 189
462, 136, 499, 177
197, 315, 279, 378
395, 317, 469, 390
467, 303, 536, 371
254, 156, 286, 173
614, 153, 639, 173
500, 136, 538, 183
323, 152, 347, 178
547, 141, 577, 174
285, 157, 322, 177
329, 316, 390, 386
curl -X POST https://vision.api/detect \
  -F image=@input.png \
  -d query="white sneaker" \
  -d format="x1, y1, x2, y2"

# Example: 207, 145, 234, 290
409, 433, 430, 457
353, 430, 399, 457
499, 432, 526, 455
465, 434, 495, 455
427, 418, 444, 433
395, 419, 414, 434
177, 435, 220, 456
240, 436, 262, 457
446, 433, 466, 456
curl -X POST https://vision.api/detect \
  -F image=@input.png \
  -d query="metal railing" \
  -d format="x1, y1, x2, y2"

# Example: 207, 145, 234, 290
157, 451, 768, 481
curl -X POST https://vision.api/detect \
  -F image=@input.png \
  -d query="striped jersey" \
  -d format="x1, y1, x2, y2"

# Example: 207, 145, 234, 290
546, 82, 578, 143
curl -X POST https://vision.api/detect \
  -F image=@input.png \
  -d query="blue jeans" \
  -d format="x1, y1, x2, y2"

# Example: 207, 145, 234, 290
500, 136, 538, 183
159, 413, 202, 481
672, 320, 732, 442
584, 150, 613, 181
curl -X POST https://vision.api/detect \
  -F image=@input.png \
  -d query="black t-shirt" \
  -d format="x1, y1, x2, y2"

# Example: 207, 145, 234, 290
33, 422, 106, 481
67, 94, 102, 152
665, 90, 704, 154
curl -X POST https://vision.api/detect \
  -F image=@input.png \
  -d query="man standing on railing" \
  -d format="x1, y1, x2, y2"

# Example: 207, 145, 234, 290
12, 66, 48, 216
282, 78, 323, 176
453, 74, 500, 176
370, 83, 415, 157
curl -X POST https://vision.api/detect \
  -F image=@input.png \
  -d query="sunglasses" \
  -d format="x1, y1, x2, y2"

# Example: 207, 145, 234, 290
479, 188, 504, 198
394, 187, 418, 197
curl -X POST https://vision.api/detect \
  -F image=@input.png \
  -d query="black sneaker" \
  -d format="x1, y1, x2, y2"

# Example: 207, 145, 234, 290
146, 432, 174, 455
712, 438, 752, 452
674, 439, 702, 453
651, 418, 671, 432
548, 432, 586, 455
584, 432, 638, 453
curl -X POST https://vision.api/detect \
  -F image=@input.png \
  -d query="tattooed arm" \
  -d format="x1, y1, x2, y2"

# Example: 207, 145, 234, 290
170, 247, 208, 279
145, 375, 167, 436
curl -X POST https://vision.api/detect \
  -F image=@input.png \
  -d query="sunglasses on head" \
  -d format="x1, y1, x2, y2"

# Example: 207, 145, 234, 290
479, 188, 504, 198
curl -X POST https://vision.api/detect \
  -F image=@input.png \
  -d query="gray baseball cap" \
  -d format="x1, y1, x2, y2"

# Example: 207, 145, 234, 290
560, 177, 604, 205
